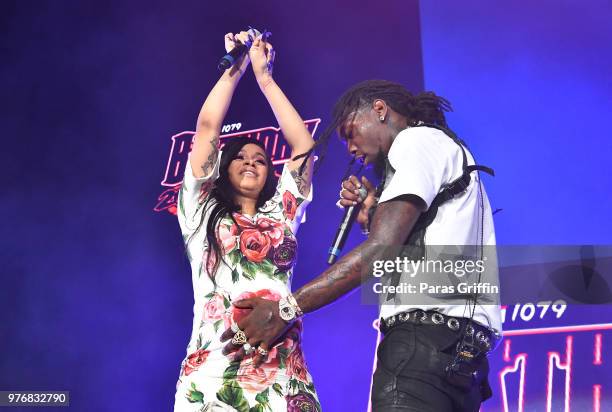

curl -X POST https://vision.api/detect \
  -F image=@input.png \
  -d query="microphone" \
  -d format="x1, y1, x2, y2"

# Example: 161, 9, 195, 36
218, 28, 262, 71
218, 42, 248, 71
328, 186, 368, 265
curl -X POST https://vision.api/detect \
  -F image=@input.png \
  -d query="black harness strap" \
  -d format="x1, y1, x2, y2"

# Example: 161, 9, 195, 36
382, 124, 495, 302
418, 123, 494, 209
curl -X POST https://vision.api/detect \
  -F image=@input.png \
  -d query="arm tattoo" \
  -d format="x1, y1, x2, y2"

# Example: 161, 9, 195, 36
290, 167, 310, 197
294, 242, 370, 314
201, 137, 219, 177
293, 198, 422, 314
311, 254, 361, 289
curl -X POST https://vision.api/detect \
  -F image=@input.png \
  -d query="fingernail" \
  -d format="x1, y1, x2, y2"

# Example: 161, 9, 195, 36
353, 201, 357, 206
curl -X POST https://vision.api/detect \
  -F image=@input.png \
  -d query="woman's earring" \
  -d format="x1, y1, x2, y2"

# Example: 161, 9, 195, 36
379, 116, 385, 122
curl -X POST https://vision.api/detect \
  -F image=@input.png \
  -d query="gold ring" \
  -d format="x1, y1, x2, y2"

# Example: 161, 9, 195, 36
231, 330, 247, 346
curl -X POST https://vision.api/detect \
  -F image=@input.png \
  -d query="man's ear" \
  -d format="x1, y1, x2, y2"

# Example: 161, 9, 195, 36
372, 99, 388, 120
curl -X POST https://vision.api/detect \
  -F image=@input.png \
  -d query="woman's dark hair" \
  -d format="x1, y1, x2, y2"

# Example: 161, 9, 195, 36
315, 79, 453, 164
190, 137, 277, 279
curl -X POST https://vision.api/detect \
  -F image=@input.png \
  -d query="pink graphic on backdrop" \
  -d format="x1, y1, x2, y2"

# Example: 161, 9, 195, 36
498, 325, 609, 412
154, 119, 321, 215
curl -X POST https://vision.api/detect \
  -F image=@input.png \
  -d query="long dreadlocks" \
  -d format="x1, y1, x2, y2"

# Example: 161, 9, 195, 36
311, 79, 453, 167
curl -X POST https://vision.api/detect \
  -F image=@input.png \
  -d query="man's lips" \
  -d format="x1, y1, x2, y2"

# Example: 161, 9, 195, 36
352, 151, 366, 162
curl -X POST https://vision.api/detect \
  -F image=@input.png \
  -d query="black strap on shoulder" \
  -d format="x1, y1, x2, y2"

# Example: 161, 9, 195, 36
415, 123, 494, 208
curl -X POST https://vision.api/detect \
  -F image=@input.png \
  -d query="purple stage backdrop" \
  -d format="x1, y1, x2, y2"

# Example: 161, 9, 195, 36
2, 1, 611, 411
420, 1, 612, 411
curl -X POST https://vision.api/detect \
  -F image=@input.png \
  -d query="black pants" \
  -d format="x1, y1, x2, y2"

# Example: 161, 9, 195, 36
371, 322, 492, 412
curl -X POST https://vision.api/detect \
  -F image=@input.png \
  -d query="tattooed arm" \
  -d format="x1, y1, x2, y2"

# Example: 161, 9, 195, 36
190, 31, 251, 178
222, 195, 425, 363
249, 36, 314, 196
294, 195, 425, 312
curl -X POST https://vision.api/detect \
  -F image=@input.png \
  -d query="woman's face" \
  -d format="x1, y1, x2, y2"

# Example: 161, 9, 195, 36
227, 143, 269, 198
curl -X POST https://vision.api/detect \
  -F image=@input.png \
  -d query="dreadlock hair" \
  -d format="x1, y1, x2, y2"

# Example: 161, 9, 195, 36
315, 79, 453, 166
188, 137, 277, 280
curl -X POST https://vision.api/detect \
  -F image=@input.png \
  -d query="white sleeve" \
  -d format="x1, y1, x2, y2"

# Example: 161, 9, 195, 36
378, 127, 458, 210
269, 163, 313, 232
177, 151, 221, 238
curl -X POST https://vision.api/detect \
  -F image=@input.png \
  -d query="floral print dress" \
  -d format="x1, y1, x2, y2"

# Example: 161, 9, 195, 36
173, 153, 321, 412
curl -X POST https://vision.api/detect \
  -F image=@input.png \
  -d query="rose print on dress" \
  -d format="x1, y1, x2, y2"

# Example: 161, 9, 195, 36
286, 391, 320, 412
239, 229, 272, 263
202, 292, 232, 332
216, 213, 296, 282
182, 348, 210, 376
286, 345, 309, 383
282, 190, 298, 221
202, 293, 226, 323
272, 237, 297, 271
218, 222, 239, 253
176, 164, 319, 410
236, 351, 280, 393
254, 216, 284, 247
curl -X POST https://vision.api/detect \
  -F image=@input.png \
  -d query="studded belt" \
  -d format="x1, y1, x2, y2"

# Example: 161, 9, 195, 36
380, 310, 499, 352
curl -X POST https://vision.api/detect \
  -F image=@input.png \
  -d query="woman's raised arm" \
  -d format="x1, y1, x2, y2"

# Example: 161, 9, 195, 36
190, 31, 252, 178
249, 36, 314, 196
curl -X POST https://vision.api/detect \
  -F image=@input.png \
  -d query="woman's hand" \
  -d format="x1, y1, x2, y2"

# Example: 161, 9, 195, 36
339, 175, 377, 232
223, 31, 252, 75
249, 35, 275, 87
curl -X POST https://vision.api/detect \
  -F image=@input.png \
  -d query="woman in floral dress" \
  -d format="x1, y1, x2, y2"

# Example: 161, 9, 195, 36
173, 30, 320, 412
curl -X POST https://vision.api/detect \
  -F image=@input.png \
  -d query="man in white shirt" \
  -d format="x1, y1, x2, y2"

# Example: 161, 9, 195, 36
225, 80, 501, 412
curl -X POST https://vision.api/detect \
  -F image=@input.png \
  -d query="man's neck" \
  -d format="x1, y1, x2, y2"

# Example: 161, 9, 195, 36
388, 116, 410, 145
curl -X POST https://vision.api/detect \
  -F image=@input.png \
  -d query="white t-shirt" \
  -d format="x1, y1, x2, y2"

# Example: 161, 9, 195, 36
378, 126, 502, 334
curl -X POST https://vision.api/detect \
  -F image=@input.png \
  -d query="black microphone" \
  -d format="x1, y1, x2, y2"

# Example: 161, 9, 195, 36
328, 186, 368, 265
218, 43, 248, 71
